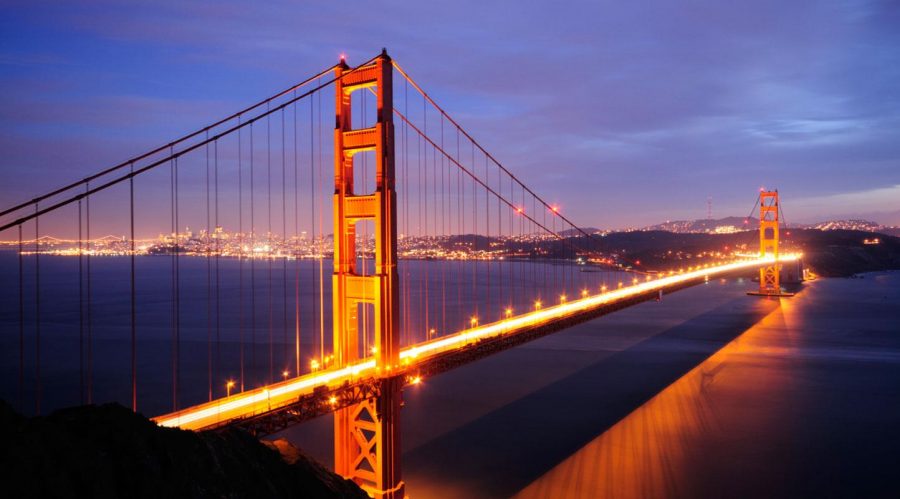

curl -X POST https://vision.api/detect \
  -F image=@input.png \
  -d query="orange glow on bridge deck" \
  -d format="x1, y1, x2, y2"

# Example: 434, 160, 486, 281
153, 255, 799, 431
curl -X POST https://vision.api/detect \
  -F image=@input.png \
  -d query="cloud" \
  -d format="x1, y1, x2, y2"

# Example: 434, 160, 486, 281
1, 0, 899, 230
789, 184, 900, 224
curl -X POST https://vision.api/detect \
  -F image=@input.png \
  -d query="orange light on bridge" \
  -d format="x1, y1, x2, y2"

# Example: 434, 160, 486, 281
516, 207, 524, 214
282, 370, 290, 380
505, 308, 513, 318
559, 294, 567, 303
370, 346, 378, 355
581, 289, 588, 298
226, 380, 235, 397
328, 395, 338, 405
310, 359, 320, 371
154, 254, 801, 433
429, 328, 436, 338
550, 205, 559, 213
470, 316, 478, 327
601, 285, 608, 292
409, 375, 422, 385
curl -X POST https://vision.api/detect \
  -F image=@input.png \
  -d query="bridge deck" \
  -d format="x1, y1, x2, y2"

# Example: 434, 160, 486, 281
153, 256, 794, 433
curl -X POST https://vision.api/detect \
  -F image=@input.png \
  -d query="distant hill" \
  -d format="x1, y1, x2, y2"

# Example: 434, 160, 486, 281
641, 217, 757, 234
640, 216, 900, 237
559, 228, 601, 237
587, 229, 900, 277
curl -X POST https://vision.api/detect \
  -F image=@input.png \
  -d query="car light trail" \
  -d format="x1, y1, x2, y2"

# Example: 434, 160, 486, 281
154, 255, 798, 430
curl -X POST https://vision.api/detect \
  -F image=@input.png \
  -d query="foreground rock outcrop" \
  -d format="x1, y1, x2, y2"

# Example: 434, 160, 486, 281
0, 400, 367, 499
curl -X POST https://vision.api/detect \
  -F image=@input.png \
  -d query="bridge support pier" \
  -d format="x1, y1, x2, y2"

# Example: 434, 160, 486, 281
332, 51, 405, 498
334, 377, 403, 499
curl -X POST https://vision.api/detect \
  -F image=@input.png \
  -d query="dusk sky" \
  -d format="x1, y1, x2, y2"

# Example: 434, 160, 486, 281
1, 0, 898, 229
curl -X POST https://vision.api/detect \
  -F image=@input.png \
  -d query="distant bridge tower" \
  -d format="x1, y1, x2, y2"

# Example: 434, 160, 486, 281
332, 50, 404, 499
757, 190, 781, 295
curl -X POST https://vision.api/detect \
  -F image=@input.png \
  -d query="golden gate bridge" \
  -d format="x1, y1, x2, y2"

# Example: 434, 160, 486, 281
0, 50, 794, 498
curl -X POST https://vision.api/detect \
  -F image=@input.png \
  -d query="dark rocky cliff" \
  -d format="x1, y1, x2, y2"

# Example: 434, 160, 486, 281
0, 400, 367, 499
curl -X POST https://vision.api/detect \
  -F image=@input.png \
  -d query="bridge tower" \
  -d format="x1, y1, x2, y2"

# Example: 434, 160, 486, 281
332, 50, 404, 499
757, 190, 781, 295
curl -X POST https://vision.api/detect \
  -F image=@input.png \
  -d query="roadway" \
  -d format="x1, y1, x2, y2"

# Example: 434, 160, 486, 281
153, 255, 798, 432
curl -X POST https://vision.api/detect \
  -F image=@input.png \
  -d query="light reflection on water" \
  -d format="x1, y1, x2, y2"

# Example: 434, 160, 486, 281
513, 304, 793, 498
513, 274, 900, 498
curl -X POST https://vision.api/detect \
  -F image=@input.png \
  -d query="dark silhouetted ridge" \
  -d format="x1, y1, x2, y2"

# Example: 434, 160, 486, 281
0, 400, 367, 499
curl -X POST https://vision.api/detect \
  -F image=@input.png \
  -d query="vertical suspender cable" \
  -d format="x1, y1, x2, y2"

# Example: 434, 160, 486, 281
418, 97, 424, 338
422, 96, 429, 339
130, 162, 137, 412
407, 80, 412, 342
317, 80, 324, 364
309, 93, 317, 366
238, 116, 245, 392
175, 154, 181, 409
485, 153, 490, 318
86, 186, 93, 404
215, 140, 221, 394
293, 94, 300, 377
171, 148, 178, 411
267, 105, 273, 384
440, 114, 446, 336
471, 142, 476, 318
250, 123, 257, 385
34, 203, 40, 415
78, 200, 84, 404
455, 128, 461, 325
281, 109, 288, 371
206, 133, 212, 401
18, 225, 24, 412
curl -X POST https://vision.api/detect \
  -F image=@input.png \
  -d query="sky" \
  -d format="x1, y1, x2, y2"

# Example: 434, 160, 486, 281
1, 0, 899, 232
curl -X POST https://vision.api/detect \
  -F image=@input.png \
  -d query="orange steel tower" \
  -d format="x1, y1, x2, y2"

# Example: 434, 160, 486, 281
757, 190, 781, 295
332, 50, 404, 499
